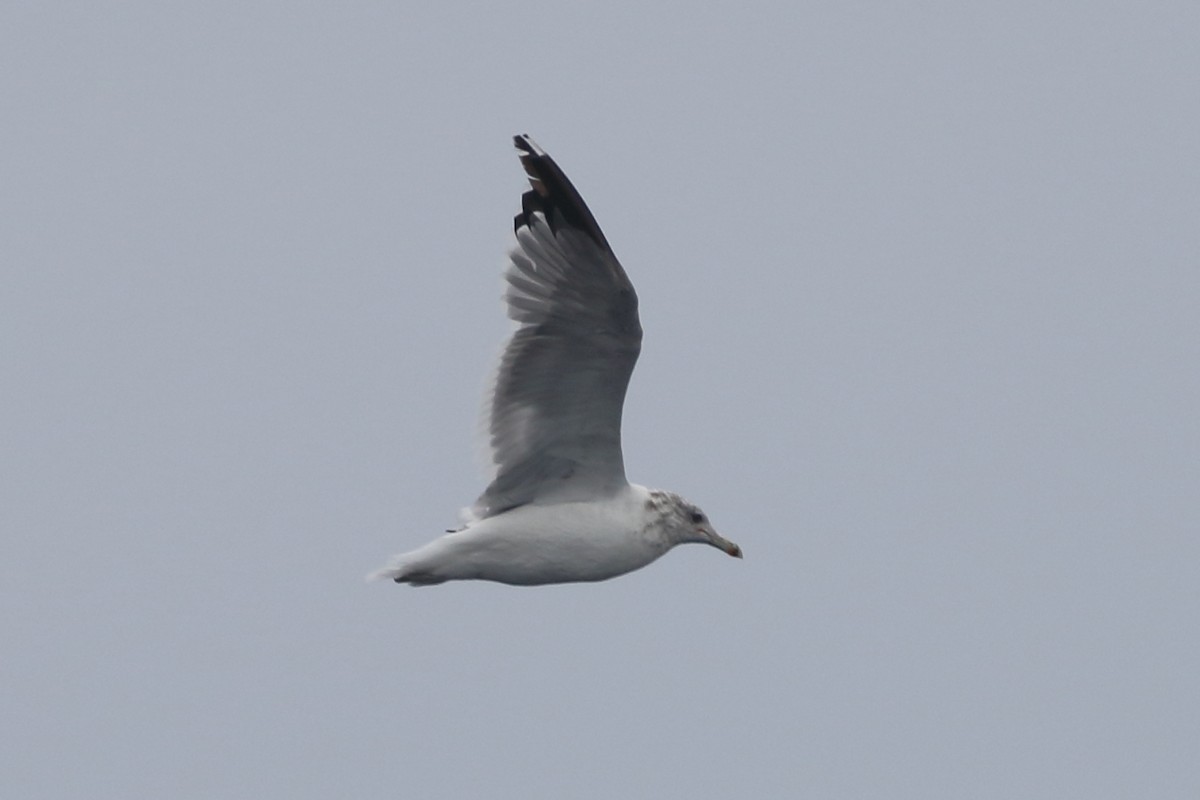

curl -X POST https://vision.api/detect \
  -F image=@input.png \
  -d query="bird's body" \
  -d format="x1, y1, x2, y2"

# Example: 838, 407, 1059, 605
380, 484, 670, 586
372, 135, 740, 588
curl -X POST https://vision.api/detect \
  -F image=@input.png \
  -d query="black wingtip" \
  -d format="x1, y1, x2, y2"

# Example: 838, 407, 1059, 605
511, 134, 614, 253
513, 133, 538, 155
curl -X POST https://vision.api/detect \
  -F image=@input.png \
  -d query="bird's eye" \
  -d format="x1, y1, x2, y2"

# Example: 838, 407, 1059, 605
689, 511, 705, 524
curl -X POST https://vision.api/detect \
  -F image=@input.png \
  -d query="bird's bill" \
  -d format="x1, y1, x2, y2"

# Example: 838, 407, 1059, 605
702, 528, 742, 558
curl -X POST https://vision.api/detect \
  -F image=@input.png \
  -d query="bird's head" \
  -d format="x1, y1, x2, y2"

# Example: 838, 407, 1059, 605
655, 492, 742, 558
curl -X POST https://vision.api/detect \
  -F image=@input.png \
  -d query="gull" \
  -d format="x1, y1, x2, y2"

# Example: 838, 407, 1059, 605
370, 135, 741, 586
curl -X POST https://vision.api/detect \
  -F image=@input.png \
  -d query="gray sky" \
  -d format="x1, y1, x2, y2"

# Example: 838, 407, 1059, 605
3, 3, 1197, 798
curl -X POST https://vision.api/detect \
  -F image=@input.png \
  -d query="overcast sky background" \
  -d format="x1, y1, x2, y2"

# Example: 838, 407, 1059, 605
3, 3, 1197, 798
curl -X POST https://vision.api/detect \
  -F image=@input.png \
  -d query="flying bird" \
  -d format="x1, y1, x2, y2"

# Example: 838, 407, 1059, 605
371, 135, 740, 586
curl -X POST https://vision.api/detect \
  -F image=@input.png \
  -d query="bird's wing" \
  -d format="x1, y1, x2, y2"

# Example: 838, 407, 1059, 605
471, 135, 643, 519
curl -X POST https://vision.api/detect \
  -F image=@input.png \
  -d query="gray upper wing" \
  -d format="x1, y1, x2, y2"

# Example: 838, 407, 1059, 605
472, 135, 643, 518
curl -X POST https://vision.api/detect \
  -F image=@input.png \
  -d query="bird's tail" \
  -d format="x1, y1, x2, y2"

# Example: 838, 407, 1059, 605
365, 556, 447, 586
365, 560, 405, 583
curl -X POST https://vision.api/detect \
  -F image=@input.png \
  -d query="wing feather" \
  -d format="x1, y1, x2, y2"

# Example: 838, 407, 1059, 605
471, 135, 643, 518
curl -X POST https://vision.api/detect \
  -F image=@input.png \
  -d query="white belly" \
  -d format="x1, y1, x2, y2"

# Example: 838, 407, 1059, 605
399, 485, 668, 585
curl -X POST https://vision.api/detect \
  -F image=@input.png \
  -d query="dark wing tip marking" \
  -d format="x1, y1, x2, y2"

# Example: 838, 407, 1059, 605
512, 134, 615, 254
